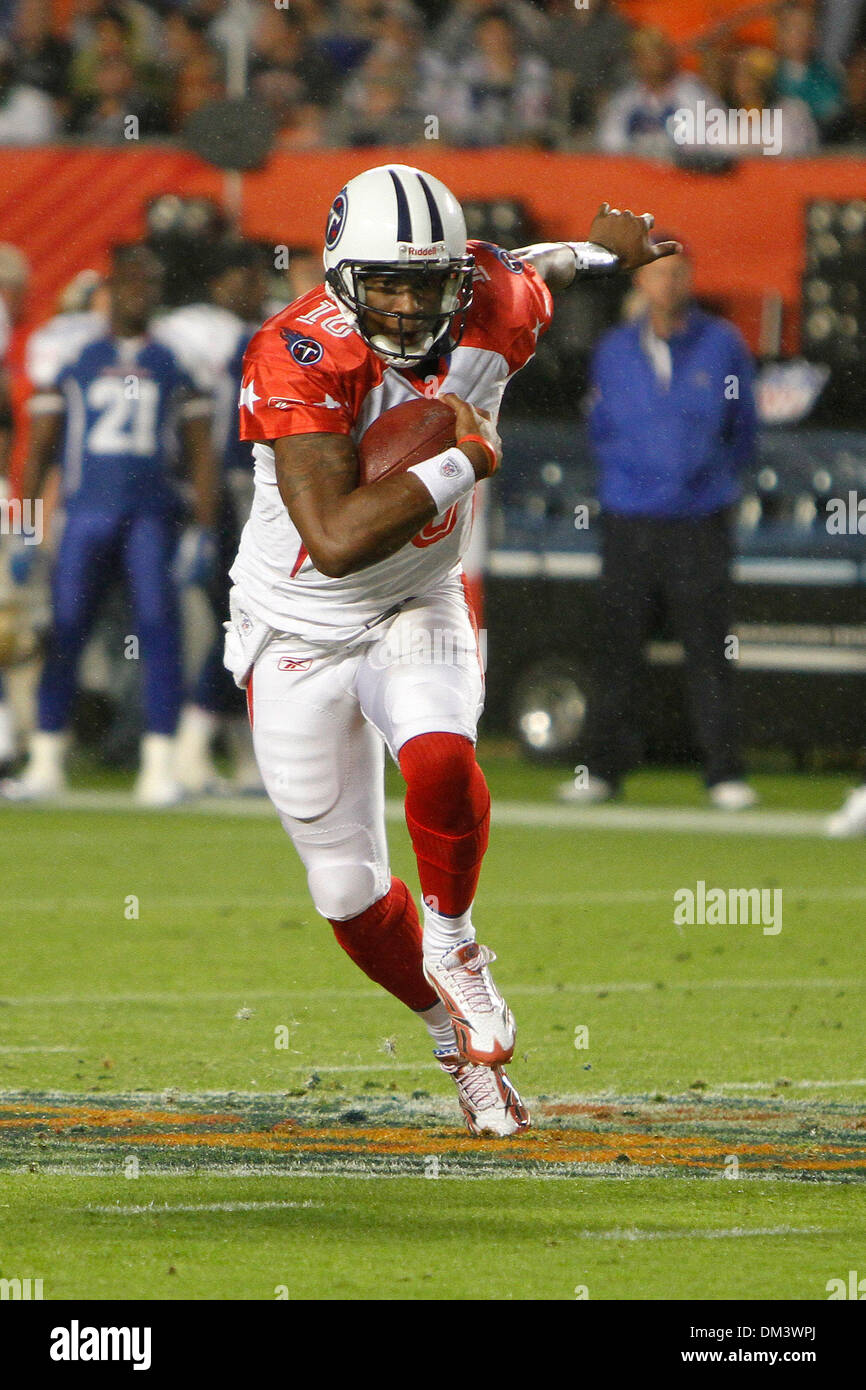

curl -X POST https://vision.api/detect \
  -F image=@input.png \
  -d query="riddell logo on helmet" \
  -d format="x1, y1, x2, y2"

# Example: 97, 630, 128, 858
402, 245, 444, 258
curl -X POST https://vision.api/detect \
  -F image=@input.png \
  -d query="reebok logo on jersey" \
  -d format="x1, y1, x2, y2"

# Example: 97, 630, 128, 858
278, 657, 312, 671
267, 395, 342, 411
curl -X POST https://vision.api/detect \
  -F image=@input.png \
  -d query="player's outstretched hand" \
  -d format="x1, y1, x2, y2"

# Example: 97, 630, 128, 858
589, 204, 681, 272
441, 393, 502, 481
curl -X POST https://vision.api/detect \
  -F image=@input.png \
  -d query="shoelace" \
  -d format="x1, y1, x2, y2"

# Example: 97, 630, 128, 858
444, 947, 496, 1015
458, 1064, 499, 1109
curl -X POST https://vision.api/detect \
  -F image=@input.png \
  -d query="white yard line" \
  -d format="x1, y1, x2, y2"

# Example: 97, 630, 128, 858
7, 884, 866, 913
4, 1164, 854, 1184
1, 977, 862, 1007
85, 1199, 322, 1214
0, 790, 841, 837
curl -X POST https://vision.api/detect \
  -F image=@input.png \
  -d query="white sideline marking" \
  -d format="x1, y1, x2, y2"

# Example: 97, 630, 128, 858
8, 883, 866, 913
7, 1165, 854, 1185
720, 1078, 866, 1091
0, 1045, 81, 1053
0, 790, 842, 837
575, 1225, 822, 1241
2, 978, 862, 1007
86, 1199, 322, 1214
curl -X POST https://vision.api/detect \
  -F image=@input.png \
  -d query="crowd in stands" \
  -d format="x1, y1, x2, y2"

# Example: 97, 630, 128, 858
0, 0, 863, 154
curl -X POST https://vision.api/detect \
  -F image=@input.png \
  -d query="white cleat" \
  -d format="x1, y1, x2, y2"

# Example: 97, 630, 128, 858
826, 785, 866, 838
437, 1052, 530, 1137
0, 731, 68, 801
708, 780, 758, 811
0, 769, 66, 802
135, 733, 184, 807
557, 775, 616, 804
423, 940, 516, 1066
133, 773, 184, 808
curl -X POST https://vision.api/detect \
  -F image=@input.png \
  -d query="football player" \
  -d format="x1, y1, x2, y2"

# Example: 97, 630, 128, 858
225, 165, 677, 1135
3, 243, 217, 806
154, 241, 272, 795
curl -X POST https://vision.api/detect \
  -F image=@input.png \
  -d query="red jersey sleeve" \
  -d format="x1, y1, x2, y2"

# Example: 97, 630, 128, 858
465, 241, 555, 376
239, 330, 354, 442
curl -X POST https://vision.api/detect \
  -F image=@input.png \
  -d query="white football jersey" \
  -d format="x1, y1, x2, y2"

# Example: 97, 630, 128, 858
231, 242, 552, 645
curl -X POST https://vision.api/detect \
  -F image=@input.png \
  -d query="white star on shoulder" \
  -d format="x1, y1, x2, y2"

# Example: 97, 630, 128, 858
239, 379, 260, 411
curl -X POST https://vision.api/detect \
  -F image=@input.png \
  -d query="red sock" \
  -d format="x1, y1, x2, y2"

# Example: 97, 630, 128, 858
398, 732, 490, 917
329, 878, 437, 1012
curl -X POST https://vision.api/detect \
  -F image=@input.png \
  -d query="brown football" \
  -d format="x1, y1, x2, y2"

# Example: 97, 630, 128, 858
357, 397, 457, 487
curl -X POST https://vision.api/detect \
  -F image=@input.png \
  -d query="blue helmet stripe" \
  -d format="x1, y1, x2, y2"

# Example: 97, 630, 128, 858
388, 169, 413, 243
416, 173, 444, 244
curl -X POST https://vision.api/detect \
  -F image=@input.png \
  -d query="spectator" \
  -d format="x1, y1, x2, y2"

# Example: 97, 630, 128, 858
12, 0, 72, 101
597, 27, 721, 158
255, 69, 326, 150
561, 241, 759, 811
817, 0, 866, 70
68, 53, 168, 140
432, 8, 552, 148
173, 50, 225, 129
543, 0, 632, 137
69, 4, 139, 99
775, 1, 845, 132
321, 1, 420, 77
335, 8, 424, 145
826, 45, 866, 142
432, 0, 549, 67
250, 6, 337, 109
163, 10, 216, 77
0, 38, 58, 143
727, 46, 818, 155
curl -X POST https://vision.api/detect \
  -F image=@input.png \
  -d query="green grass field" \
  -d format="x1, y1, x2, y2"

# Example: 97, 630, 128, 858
2, 750, 865, 1301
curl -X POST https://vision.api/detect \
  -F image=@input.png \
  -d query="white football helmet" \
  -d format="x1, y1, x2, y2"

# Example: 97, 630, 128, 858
322, 164, 474, 367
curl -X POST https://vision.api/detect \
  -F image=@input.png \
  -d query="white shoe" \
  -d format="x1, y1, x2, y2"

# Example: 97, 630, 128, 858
226, 715, 264, 794
1, 731, 68, 801
826, 785, 866, 838
174, 705, 223, 794
423, 941, 516, 1066
437, 1052, 530, 1137
1, 767, 66, 801
557, 775, 616, 804
708, 780, 758, 811
134, 733, 184, 807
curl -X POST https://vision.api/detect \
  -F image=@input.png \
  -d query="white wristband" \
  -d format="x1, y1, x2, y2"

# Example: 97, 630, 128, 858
565, 241, 621, 276
407, 447, 476, 514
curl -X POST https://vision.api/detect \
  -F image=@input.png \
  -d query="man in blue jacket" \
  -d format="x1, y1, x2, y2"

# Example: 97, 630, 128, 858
561, 241, 758, 809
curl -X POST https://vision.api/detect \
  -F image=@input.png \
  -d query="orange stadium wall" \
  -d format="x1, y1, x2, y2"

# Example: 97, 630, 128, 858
4, 145, 864, 481
2, 146, 865, 353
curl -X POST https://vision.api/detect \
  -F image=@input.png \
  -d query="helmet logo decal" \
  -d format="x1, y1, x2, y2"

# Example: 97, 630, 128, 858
325, 190, 348, 250
281, 329, 325, 366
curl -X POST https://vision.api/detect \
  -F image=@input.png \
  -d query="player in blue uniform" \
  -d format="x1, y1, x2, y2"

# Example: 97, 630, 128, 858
3, 243, 216, 805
